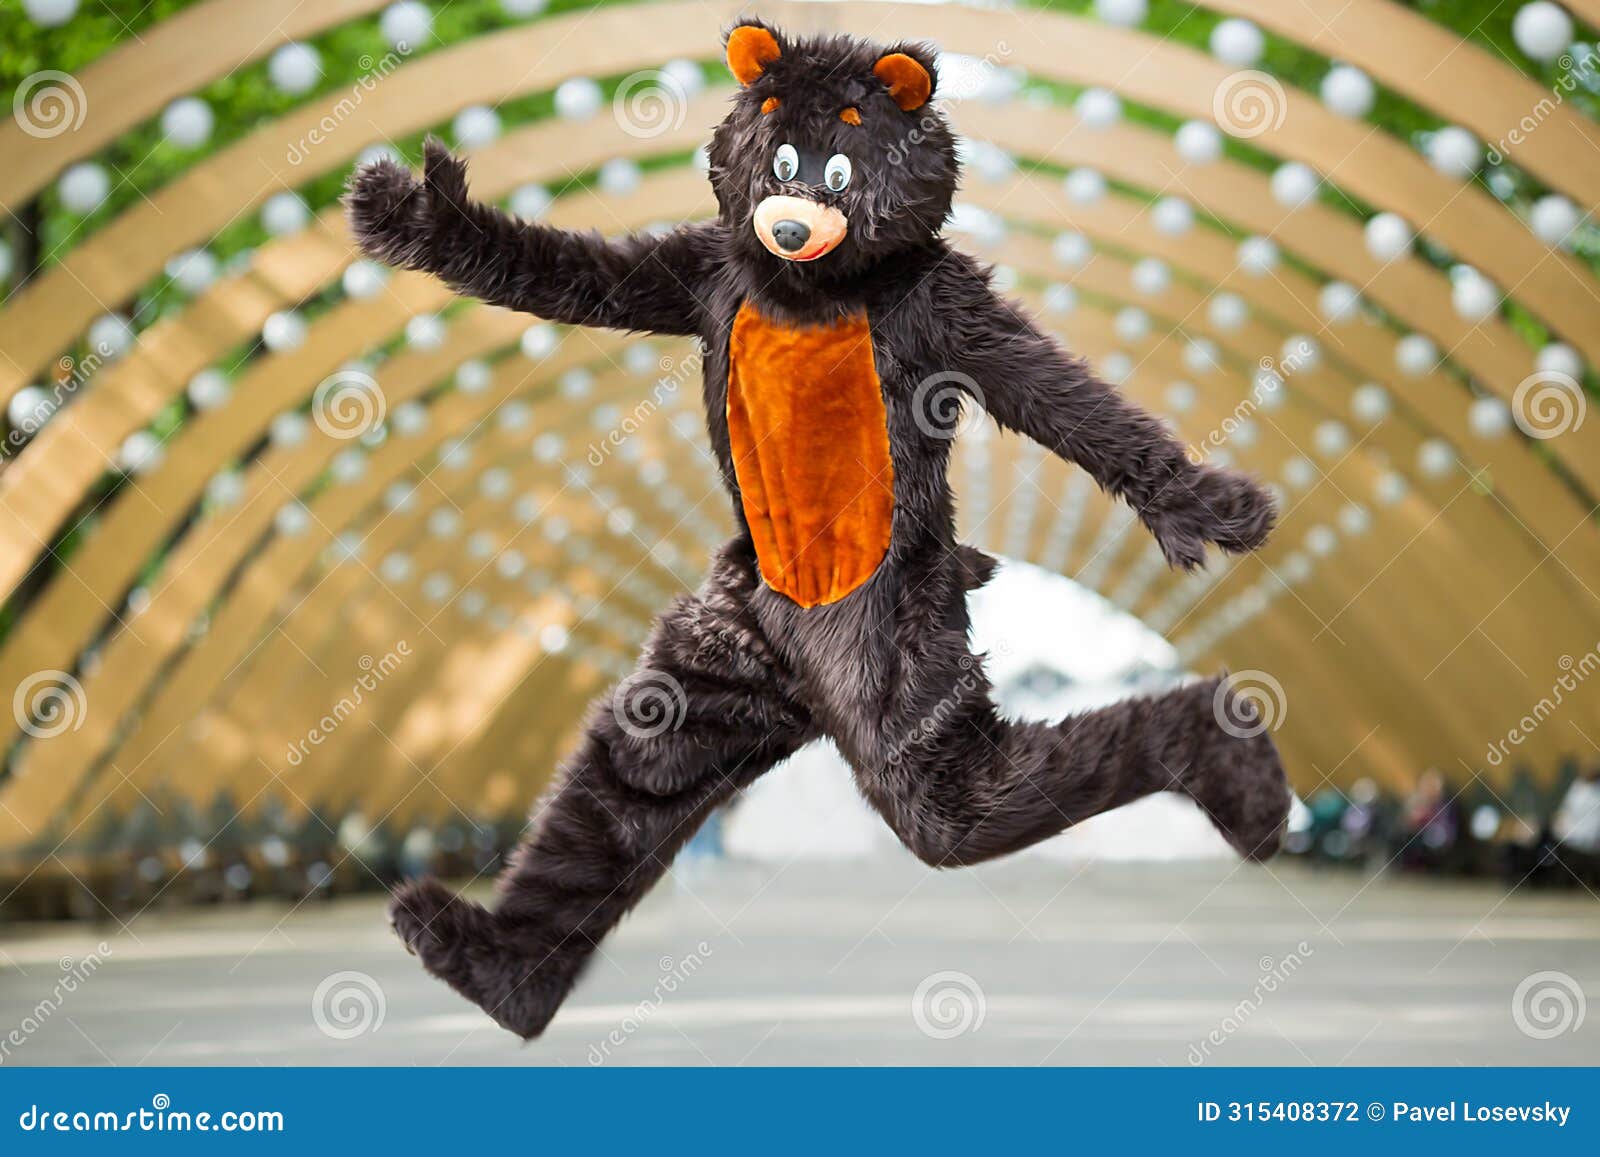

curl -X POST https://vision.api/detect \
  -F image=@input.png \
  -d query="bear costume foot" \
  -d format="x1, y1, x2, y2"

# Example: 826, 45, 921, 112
389, 877, 573, 1040
1173, 676, 1293, 862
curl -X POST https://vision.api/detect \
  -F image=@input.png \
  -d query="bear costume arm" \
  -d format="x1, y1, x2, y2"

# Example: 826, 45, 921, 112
934, 254, 1275, 572
345, 139, 712, 337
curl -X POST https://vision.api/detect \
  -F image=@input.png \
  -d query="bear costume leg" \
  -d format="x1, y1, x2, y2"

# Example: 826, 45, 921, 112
840, 609, 1291, 867
390, 540, 817, 1039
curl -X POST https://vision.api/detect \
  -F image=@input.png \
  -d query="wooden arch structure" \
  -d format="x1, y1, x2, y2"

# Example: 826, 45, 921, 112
2, 0, 1597, 904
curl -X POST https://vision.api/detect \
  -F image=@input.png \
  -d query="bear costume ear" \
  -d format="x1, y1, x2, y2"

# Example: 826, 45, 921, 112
726, 22, 782, 87
873, 50, 934, 111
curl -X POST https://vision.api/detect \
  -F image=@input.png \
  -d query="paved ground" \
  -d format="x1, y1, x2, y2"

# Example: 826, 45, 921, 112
1, 856, 1596, 1066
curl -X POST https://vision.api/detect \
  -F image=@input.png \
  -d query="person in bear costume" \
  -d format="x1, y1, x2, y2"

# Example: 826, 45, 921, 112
345, 18, 1290, 1039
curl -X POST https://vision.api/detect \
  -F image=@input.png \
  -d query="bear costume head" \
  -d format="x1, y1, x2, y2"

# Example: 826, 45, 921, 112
707, 19, 958, 282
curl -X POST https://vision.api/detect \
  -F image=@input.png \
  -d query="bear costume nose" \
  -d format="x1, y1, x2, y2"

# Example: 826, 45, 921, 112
771, 219, 811, 252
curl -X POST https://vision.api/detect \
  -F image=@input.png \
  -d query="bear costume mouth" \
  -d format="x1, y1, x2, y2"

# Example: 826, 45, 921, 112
753, 194, 849, 261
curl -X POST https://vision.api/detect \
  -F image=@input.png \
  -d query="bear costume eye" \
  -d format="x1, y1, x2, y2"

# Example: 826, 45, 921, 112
824, 154, 852, 191
773, 144, 799, 182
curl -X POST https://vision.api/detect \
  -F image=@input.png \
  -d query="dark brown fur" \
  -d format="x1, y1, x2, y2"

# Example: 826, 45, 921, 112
349, 19, 1289, 1040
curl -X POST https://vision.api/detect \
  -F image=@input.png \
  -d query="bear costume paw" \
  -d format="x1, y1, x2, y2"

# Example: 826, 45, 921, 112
1144, 466, 1277, 572
1174, 675, 1293, 862
389, 877, 572, 1040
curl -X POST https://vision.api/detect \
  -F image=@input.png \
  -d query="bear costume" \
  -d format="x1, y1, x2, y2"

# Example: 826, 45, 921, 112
345, 18, 1290, 1040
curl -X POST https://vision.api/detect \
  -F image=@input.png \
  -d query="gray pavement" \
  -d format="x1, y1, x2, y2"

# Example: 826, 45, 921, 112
1, 856, 1597, 1066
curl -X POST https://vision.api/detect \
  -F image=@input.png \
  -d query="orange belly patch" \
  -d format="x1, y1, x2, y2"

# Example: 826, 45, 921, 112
727, 301, 894, 608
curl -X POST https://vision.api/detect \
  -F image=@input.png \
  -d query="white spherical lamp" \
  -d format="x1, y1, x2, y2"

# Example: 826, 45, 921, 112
268, 43, 322, 95
1426, 126, 1482, 179
1131, 258, 1170, 296
1450, 265, 1500, 321
87, 312, 134, 359
1053, 230, 1093, 269
1318, 280, 1362, 324
341, 259, 387, 299
1417, 438, 1456, 478
261, 310, 307, 353
261, 191, 309, 237
452, 104, 501, 149
1469, 396, 1513, 438
598, 158, 642, 196
554, 77, 603, 121
1313, 420, 1351, 458
1364, 212, 1414, 262
1374, 470, 1409, 507
1512, 3, 1574, 62
1536, 342, 1583, 380
24, 0, 79, 27
1210, 18, 1265, 66
1043, 283, 1077, 315
521, 324, 558, 359
455, 359, 492, 393
1063, 167, 1106, 206
1283, 456, 1316, 490
1075, 87, 1122, 129
275, 502, 312, 537
1175, 120, 1223, 165
1396, 333, 1439, 377
118, 430, 164, 475
186, 368, 231, 411
1151, 196, 1194, 237
1320, 64, 1375, 118
511, 183, 552, 220
1237, 235, 1279, 276
1530, 193, 1582, 248
161, 97, 214, 148
1114, 307, 1150, 343
380, 1, 433, 51
404, 313, 445, 350
1270, 161, 1320, 209
1350, 383, 1390, 425
58, 162, 109, 215
166, 248, 219, 295
1207, 292, 1248, 332
1094, 0, 1147, 26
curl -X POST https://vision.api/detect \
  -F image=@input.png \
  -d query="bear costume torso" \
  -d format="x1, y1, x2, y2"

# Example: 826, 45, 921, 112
726, 300, 895, 608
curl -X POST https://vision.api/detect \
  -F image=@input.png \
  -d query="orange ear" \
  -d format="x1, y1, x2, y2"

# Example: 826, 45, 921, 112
727, 25, 781, 87
873, 52, 932, 111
